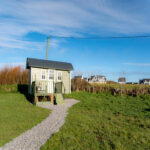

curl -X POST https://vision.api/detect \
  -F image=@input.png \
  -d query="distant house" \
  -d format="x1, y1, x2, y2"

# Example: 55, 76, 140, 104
118, 77, 126, 84
139, 79, 150, 85
88, 75, 107, 84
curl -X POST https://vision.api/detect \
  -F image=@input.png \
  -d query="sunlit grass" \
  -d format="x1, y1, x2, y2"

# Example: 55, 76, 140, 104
0, 93, 50, 147
41, 92, 150, 150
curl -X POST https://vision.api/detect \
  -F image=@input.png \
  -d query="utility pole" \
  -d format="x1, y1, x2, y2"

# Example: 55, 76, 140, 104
46, 36, 49, 60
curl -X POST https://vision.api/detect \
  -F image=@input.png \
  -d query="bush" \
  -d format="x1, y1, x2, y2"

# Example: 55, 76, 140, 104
71, 78, 150, 96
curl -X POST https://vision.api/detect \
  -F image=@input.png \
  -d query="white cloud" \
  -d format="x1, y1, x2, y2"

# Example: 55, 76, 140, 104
0, 0, 150, 52
123, 63, 150, 67
0, 35, 59, 53
1, 0, 150, 36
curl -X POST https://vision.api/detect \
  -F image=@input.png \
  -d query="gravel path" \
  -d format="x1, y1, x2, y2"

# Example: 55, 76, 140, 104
1, 99, 79, 150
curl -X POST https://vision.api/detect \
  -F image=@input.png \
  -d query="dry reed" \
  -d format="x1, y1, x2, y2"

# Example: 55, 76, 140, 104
0, 66, 29, 85
71, 78, 150, 96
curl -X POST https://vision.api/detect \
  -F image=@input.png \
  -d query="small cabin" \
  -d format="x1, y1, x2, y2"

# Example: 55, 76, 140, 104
26, 58, 73, 103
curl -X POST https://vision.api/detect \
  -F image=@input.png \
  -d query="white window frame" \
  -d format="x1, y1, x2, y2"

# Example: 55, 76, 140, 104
41, 70, 46, 80
48, 70, 54, 81
57, 71, 62, 82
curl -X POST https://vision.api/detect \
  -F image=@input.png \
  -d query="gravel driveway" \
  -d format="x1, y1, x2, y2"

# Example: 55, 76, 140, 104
1, 99, 79, 150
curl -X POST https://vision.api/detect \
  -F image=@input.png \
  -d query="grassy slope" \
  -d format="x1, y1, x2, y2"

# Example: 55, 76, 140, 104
0, 84, 18, 93
41, 92, 150, 150
0, 93, 50, 147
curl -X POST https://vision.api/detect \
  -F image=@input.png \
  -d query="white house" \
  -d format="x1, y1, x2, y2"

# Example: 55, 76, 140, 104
118, 77, 126, 84
88, 75, 107, 84
139, 79, 150, 85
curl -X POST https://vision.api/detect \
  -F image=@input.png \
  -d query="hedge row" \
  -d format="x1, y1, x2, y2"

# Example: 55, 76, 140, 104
71, 78, 150, 96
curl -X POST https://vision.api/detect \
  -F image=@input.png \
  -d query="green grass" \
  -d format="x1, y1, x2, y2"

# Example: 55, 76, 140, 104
41, 92, 150, 150
0, 92, 50, 147
0, 84, 18, 93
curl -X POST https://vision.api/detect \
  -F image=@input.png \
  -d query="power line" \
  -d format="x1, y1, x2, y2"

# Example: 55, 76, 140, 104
51, 35, 150, 39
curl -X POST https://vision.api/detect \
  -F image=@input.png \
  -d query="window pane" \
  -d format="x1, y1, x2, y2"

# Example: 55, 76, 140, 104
49, 70, 54, 80
58, 72, 61, 81
42, 70, 45, 79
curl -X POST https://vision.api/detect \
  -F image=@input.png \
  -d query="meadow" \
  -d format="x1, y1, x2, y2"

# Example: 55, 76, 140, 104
41, 92, 150, 150
0, 87, 50, 147
1, 66, 150, 149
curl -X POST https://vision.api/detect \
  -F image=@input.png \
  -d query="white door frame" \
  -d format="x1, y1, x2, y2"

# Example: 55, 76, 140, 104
48, 70, 55, 93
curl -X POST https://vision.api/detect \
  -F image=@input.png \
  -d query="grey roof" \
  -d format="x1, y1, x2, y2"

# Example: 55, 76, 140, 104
118, 77, 126, 82
140, 78, 150, 81
26, 58, 73, 71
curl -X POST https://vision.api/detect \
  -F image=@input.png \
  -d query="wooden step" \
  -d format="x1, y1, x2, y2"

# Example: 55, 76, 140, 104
54, 93, 64, 104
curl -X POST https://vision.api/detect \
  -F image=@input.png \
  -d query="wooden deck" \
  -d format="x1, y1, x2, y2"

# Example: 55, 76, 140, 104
32, 80, 65, 103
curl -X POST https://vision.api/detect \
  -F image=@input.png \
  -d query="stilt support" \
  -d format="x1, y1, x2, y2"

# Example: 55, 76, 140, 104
35, 96, 39, 103
50, 94, 54, 102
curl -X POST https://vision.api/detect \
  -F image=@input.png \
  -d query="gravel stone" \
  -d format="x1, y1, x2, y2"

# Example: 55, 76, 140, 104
1, 99, 79, 150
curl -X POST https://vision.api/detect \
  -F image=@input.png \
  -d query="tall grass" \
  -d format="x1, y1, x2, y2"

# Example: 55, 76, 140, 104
71, 78, 150, 96
0, 66, 28, 85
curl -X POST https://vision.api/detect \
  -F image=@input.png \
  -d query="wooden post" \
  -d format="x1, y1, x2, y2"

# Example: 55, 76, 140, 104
46, 36, 49, 60
35, 96, 38, 103
50, 93, 54, 102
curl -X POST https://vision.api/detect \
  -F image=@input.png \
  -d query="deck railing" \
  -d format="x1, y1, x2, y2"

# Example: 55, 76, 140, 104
32, 80, 65, 96
32, 80, 54, 95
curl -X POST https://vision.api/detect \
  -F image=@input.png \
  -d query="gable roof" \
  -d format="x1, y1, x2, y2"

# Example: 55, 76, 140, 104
118, 77, 126, 82
140, 78, 150, 81
26, 58, 73, 71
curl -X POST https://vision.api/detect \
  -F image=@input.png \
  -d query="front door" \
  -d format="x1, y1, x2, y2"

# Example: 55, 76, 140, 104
48, 81, 54, 93
47, 70, 55, 93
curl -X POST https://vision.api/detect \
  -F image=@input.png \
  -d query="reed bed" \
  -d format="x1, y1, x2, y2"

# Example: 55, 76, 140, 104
0, 66, 28, 85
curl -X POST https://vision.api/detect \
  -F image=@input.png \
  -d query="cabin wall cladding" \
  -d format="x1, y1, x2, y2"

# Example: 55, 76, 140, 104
28, 67, 70, 94
62, 71, 70, 93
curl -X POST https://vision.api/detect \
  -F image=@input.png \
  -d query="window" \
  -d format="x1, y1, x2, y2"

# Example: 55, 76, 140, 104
42, 70, 46, 80
57, 72, 62, 81
49, 70, 54, 80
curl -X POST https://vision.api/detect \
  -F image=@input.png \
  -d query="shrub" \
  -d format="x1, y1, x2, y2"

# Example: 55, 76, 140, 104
71, 78, 150, 96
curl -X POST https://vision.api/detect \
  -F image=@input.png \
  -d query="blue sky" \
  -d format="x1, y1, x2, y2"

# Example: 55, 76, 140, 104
0, 0, 150, 82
